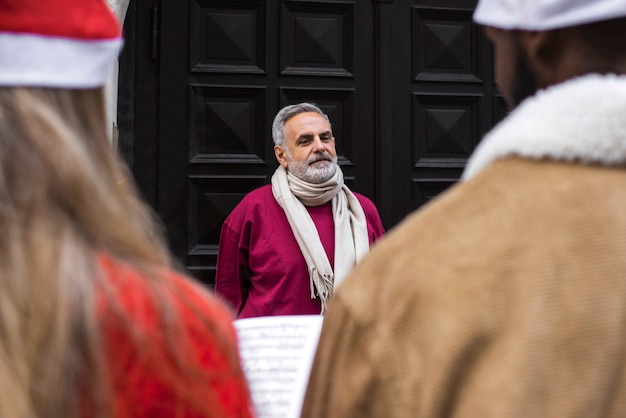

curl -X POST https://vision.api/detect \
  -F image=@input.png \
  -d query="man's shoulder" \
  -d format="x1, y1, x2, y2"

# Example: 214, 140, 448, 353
352, 191, 375, 207
225, 184, 279, 225
246, 184, 274, 199
352, 192, 380, 215
232, 184, 274, 210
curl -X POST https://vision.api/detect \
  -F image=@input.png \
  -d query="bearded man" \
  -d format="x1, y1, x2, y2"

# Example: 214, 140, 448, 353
215, 102, 384, 318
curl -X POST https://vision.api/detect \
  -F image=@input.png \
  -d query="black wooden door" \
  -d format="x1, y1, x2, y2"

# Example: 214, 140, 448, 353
375, 0, 504, 225
119, 0, 503, 287
157, 0, 377, 285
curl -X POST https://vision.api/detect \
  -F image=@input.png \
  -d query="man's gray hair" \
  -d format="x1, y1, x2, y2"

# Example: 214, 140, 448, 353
271, 102, 331, 148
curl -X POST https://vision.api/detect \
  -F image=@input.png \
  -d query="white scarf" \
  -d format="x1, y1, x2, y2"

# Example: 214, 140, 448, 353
463, 74, 626, 180
271, 165, 370, 314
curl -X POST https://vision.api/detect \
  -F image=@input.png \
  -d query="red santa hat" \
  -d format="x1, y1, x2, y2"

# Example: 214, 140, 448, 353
0, 0, 122, 88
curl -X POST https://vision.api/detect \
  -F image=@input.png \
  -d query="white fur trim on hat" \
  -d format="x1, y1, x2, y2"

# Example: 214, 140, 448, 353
0, 33, 122, 88
473, 0, 626, 30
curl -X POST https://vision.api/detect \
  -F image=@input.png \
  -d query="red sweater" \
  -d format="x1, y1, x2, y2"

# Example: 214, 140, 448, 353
98, 256, 254, 417
215, 185, 385, 318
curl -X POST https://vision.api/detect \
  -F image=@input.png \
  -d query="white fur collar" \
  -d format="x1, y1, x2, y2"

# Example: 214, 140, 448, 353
462, 74, 626, 180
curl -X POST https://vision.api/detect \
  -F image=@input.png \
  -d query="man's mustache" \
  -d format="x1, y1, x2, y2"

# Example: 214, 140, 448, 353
307, 153, 334, 165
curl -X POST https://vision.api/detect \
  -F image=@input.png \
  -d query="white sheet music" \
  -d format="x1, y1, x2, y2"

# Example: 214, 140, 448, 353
234, 315, 323, 418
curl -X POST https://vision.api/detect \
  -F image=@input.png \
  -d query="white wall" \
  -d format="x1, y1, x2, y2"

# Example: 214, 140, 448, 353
106, 0, 131, 147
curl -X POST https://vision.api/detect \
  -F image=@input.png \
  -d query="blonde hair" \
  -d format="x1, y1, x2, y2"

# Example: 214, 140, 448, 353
0, 86, 190, 418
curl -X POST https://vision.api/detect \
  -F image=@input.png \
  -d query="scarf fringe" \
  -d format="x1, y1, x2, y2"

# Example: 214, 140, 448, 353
310, 267, 334, 315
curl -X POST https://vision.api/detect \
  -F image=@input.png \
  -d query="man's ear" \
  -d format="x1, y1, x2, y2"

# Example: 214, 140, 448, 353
518, 30, 563, 86
274, 145, 289, 168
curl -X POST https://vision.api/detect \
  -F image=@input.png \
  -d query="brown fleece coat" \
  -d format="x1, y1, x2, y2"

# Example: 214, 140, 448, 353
301, 74, 626, 418
302, 158, 626, 418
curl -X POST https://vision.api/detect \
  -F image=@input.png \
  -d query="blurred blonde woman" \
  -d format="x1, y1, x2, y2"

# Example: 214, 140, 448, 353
0, 1, 253, 417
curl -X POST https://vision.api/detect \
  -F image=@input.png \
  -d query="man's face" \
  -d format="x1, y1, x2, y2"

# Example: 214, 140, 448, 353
485, 26, 539, 109
274, 112, 338, 183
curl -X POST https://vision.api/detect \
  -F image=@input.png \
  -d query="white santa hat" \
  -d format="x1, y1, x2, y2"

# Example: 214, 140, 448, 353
0, 0, 122, 88
474, 0, 626, 31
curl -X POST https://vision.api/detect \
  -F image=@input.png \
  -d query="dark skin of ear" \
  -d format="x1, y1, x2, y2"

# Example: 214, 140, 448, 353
517, 27, 626, 87
486, 18, 626, 95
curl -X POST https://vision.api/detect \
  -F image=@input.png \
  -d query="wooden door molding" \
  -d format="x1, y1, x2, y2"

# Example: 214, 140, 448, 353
117, 0, 160, 208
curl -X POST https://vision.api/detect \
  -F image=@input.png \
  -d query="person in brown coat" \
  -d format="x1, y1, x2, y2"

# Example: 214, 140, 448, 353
301, 1, 626, 417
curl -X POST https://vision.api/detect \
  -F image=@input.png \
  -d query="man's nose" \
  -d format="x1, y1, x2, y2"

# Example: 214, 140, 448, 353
311, 136, 326, 152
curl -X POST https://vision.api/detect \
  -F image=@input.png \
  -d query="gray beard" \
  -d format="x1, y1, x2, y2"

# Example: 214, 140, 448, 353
287, 154, 338, 184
